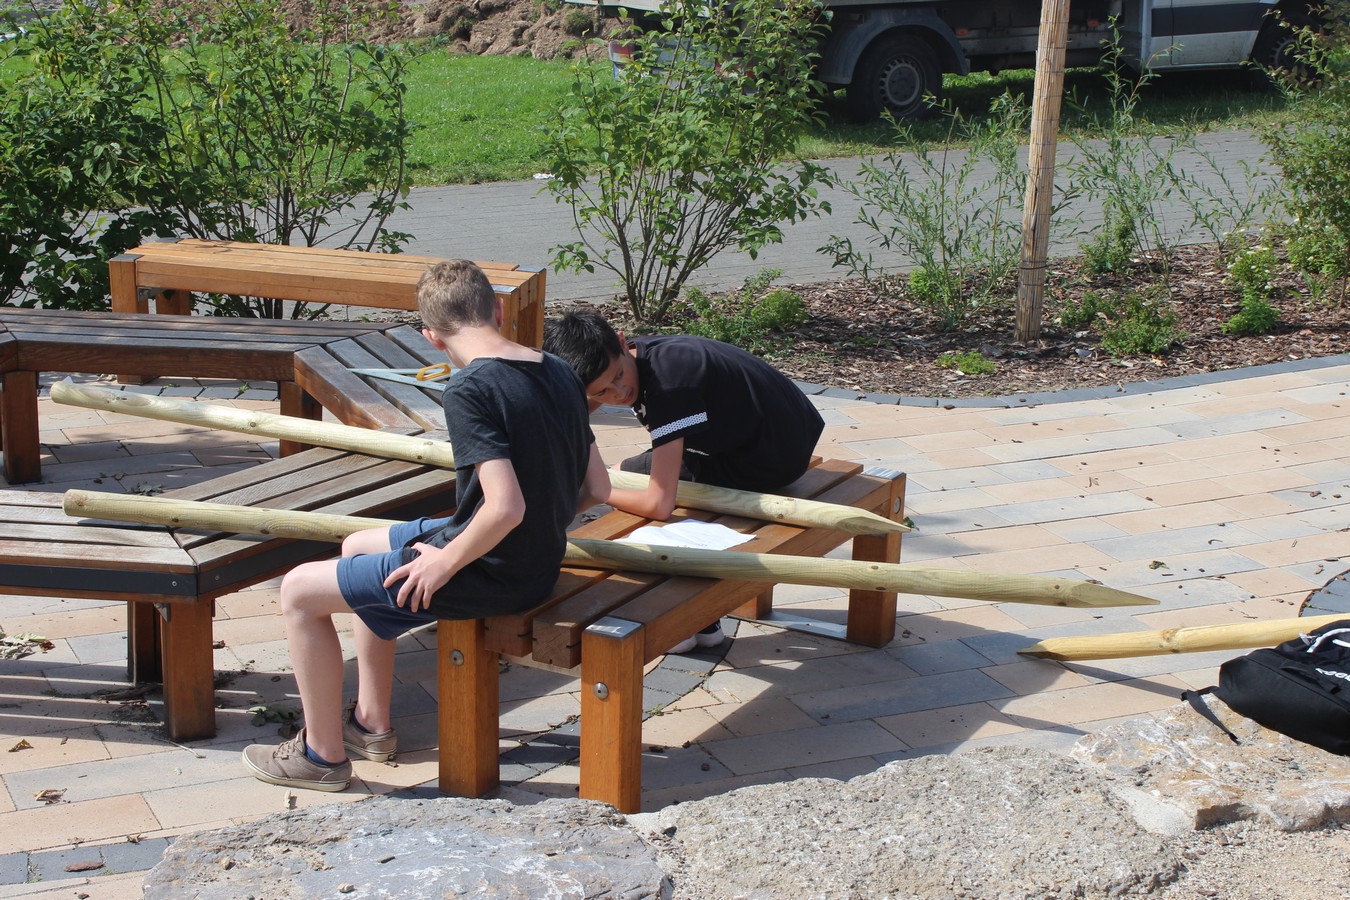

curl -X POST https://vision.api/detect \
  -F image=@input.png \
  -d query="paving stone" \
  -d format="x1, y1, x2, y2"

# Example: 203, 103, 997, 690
793, 668, 1014, 722
704, 720, 904, 776
886, 639, 992, 675
990, 490, 1157, 526
28, 846, 107, 882
98, 837, 172, 876
1169, 408, 1310, 439
0, 852, 29, 886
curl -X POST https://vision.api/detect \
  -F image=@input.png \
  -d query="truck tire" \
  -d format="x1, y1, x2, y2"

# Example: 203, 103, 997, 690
847, 34, 942, 123
1251, 13, 1312, 85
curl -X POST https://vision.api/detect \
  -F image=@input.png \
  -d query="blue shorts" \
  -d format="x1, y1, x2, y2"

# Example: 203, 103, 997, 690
336, 516, 447, 641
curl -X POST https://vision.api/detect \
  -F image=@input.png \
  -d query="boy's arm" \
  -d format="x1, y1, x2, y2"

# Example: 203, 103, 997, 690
385, 457, 524, 612
577, 443, 611, 512
604, 437, 684, 521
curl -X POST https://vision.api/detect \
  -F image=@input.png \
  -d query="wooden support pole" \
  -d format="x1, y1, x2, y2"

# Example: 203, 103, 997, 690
1019, 614, 1350, 660
62, 490, 1158, 609
580, 617, 645, 813
437, 618, 500, 798
1014, 0, 1072, 344
51, 379, 906, 535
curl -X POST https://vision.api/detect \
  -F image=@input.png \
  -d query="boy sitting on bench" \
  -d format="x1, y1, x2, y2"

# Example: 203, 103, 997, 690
544, 308, 824, 653
244, 260, 610, 791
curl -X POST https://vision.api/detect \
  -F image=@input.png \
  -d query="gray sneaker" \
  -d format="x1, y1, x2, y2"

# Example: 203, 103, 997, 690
242, 728, 351, 792
342, 702, 397, 762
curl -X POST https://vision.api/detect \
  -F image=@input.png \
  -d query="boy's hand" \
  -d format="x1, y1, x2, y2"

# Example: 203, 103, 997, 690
384, 543, 455, 613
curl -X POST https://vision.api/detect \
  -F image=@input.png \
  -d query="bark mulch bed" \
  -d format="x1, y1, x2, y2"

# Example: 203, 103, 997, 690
624, 243, 1349, 400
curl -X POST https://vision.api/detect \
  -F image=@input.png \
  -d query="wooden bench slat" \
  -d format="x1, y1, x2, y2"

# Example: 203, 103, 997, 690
321, 337, 447, 428
0, 538, 192, 571
293, 346, 422, 432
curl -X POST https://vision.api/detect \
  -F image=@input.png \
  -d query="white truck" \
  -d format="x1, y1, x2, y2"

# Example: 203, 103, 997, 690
576, 0, 1314, 120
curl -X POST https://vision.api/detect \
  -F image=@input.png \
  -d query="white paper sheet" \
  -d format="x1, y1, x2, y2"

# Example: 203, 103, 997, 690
617, 519, 753, 551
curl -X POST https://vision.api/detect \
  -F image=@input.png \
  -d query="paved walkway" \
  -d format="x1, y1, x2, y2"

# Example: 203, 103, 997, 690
2, 356, 1348, 895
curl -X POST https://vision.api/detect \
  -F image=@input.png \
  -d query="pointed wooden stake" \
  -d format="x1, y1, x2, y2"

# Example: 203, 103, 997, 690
62, 490, 1155, 609
1019, 614, 1349, 660
51, 379, 905, 535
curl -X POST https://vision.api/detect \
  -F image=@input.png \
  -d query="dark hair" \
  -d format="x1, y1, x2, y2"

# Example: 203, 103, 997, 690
543, 308, 622, 387
416, 260, 496, 334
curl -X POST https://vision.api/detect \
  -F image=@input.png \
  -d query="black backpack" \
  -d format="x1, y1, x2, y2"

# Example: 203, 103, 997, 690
1183, 619, 1350, 756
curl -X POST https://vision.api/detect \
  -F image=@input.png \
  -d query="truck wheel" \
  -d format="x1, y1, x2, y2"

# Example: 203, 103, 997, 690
1251, 14, 1311, 86
847, 35, 942, 123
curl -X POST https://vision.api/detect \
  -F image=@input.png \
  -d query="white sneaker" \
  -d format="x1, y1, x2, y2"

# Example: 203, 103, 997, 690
668, 622, 725, 655
695, 622, 726, 647
668, 635, 698, 654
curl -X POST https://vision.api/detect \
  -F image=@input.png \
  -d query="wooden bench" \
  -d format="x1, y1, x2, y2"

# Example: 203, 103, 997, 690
0, 312, 463, 484
1, 444, 456, 740
110, 239, 546, 350
437, 457, 907, 813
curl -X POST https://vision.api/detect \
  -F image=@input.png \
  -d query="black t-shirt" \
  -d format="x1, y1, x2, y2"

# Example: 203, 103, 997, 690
630, 335, 823, 491
411, 352, 593, 618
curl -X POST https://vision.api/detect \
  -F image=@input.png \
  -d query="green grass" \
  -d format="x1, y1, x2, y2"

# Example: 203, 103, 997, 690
3, 34, 1291, 186
404, 49, 578, 185
402, 51, 1289, 186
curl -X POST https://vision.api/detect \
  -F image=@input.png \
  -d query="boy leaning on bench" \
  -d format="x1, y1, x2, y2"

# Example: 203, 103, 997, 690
243, 260, 610, 791
544, 308, 825, 653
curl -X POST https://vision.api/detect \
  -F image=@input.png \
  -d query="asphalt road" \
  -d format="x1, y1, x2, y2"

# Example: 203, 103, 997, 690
386, 128, 1275, 305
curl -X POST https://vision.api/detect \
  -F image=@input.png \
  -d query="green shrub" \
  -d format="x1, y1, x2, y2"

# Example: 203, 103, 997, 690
681, 269, 807, 353
1097, 291, 1186, 357
1058, 289, 1112, 331
1079, 203, 1137, 276
544, 0, 831, 324
1261, 1, 1350, 304
935, 350, 996, 375
1223, 295, 1280, 335
822, 92, 1028, 331
2, 0, 415, 316
562, 9, 593, 34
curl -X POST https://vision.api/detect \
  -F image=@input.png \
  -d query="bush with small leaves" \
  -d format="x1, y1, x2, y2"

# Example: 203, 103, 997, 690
1097, 291, 1187, 357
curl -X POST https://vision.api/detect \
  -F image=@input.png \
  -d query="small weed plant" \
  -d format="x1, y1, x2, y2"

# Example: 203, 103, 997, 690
1065, 26, 1188, 287
935, 350, 996, 375
1222, 240, 1281, 335
1057, 289, 1113, 331
822, 92, 1029, 330
680, 269, 807, 353
1096, 290, 1187, 357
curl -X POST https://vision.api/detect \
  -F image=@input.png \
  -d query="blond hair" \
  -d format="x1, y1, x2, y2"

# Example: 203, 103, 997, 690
416, 260, 497, 334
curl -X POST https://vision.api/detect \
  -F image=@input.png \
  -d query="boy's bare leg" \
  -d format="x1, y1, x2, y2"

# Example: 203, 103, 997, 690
352, 618, 396, 734
279, 559, 355, 764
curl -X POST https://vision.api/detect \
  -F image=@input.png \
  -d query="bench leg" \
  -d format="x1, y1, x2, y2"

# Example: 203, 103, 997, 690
846, 473, 907, 647
734, 587, 774, 620
159, 601, 217, 741
0, 370, 41, 484
438, 618, 499, 798
278, 382, 321, 457
579, 617, 644, 813
127, 602, 162, 683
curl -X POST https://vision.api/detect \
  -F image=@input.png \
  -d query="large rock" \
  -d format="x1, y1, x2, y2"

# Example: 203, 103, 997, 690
145, 703, 1350, 898
143, 796, 670, 900
652, 747, 1184, 900
1073, 695, 1350, 832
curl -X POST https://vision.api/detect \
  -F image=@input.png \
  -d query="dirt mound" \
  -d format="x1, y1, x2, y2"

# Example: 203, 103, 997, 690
284, 0, 620, 59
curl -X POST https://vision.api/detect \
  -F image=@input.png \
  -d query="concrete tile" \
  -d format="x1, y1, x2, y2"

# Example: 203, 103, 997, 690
875, 701, 1025, 748
703, 720, 906, 776
0, 795, 160, 855
792, 668, 1015, 723
706, 695, 818, 738
784, 755, 883, 782
979, 659, 1094, 695
996, 674, 1190, 729
641, 707, 733, 747
886, 639, 992, 675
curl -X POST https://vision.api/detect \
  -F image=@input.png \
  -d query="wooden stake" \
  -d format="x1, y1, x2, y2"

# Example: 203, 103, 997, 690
50, 379, 905, 535
62, 490, 1157, 609
1014, 0, 1072, 344
1019, 614, 1349, 660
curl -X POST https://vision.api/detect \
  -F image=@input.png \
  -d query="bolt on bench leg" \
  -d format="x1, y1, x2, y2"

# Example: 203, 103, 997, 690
438, 618, 500, 799
579, 617, 645, 814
